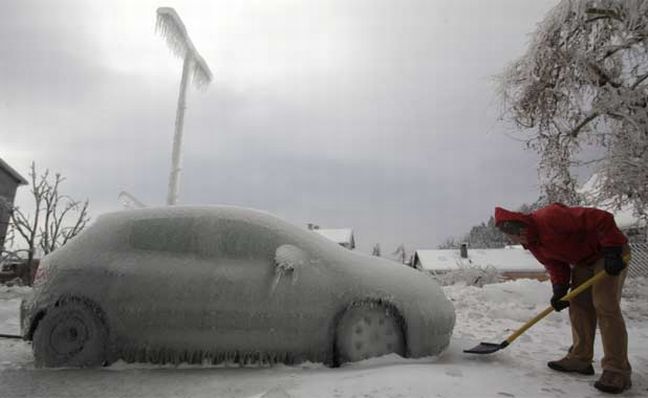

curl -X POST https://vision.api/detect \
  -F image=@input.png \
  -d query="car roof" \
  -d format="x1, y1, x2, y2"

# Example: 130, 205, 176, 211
97, 205, 282, 224
94, 205, 328, 247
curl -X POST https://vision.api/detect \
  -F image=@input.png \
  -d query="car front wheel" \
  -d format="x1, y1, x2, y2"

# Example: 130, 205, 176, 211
335, 303, 405, 364
33, 300, 108, 368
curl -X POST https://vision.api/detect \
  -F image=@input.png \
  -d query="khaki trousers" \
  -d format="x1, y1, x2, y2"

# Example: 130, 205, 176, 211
567, 246, 632, 375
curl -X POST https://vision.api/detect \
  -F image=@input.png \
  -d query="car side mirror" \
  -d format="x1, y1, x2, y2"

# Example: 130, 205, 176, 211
270, 244, 308, 292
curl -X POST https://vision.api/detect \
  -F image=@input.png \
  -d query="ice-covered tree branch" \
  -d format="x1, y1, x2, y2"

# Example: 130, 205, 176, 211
3, 163, 90, 279
499, 0, 648, 229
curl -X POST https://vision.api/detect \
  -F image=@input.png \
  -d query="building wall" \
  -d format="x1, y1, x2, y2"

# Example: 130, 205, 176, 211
501, 271, 549, 281
0, 168, 21, 249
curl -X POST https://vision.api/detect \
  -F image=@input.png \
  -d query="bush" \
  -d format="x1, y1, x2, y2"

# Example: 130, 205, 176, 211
426, 264, 502, 287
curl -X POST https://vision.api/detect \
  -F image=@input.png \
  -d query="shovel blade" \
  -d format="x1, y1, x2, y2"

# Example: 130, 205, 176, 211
463, 342, 504, 354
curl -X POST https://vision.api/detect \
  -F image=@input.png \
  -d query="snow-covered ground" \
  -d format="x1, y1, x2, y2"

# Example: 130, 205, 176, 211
1, 278, 647, 398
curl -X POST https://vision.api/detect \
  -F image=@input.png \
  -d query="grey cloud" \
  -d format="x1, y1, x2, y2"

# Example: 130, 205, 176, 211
3, 0, 557, 254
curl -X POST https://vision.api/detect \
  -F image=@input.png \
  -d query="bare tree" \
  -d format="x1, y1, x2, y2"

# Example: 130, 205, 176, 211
438, 237, 459, 250
500, 0, 648, 227
2, 162, 89, 280
392, 244, 409, 265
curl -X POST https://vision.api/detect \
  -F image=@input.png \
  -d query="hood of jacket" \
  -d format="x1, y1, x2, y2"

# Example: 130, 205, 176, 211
494, 206, 539, 244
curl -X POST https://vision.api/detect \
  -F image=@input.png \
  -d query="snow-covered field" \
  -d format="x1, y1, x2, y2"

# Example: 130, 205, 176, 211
1, 278, 647, 398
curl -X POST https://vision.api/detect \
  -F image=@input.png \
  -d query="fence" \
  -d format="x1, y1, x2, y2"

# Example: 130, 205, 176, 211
629, 243, 648, 278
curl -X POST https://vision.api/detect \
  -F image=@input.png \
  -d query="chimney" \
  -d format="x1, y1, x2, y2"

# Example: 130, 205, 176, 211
460, 243, 468, 258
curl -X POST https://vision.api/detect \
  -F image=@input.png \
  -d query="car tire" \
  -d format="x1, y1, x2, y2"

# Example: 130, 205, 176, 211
335, 303, 405, 364
33, 300, 108, 368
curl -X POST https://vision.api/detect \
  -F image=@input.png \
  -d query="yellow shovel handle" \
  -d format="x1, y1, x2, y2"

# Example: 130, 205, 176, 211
504, 270, 608, 345
503, 252, 630, 347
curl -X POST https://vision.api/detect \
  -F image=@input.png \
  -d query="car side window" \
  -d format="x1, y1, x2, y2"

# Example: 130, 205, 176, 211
129, 217, 198, 254
197, 218, 285, 261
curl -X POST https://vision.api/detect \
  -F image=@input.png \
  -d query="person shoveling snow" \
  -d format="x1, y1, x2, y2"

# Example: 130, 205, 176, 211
493, 203, 632, 394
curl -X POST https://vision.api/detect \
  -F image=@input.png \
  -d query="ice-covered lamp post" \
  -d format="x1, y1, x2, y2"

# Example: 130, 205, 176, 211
156, 7, 212, 205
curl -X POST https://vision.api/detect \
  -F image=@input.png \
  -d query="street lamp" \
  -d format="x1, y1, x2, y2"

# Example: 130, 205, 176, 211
156, 7, 212, 205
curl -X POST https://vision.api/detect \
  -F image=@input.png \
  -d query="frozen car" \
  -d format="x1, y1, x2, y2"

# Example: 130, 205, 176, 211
21, 206, 455, 367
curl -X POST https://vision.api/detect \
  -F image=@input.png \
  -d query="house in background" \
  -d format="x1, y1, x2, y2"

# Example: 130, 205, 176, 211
308, 223, 356, 250
0, 158, 28, 250
412, 244, 547, 281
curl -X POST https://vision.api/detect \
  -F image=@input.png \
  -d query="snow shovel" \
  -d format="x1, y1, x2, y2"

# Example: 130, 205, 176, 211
464, 270, 608, 355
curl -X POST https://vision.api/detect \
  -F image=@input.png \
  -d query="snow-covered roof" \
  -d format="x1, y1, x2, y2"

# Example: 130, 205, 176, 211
313, 228, 355, 249
414, 246, 544, 273
0, 158, 27, 185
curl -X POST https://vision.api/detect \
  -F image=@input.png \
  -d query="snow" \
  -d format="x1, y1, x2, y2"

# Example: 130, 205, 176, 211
416, 246, 545, 273
0, 285, 31, 337
2, 277, 647, 398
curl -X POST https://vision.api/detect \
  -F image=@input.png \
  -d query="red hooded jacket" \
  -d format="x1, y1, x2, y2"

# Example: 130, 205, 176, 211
494, 203, 627, 285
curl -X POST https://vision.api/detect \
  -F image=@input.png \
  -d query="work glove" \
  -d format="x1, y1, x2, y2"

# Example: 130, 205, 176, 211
602, 246, 625, 276
550, 284, 570, 312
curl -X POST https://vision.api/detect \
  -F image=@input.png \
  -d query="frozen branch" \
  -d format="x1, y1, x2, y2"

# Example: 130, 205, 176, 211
632, 72, 648, 89
568, 112, 600, 138
7, 163, 91, 268
499, 0, 648, 217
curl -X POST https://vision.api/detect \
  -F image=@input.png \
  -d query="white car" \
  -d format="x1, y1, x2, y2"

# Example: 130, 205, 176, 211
21, 206, 455, 367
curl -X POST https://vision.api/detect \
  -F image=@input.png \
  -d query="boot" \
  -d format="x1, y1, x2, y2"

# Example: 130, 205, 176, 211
547, 356, 594, 375
594, 370, 632, 394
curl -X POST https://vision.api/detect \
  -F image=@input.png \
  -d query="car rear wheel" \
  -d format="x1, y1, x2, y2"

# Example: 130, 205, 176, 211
335, 303, 405, 364
33, 300, 108, 367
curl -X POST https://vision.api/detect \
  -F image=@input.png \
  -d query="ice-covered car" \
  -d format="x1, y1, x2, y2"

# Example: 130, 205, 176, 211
21, 206, 455, 367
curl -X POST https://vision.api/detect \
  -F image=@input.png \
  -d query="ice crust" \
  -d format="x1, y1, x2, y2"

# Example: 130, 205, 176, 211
23, 206, 455, 366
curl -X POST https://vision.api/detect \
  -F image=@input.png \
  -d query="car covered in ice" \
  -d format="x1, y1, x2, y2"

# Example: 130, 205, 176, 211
21, 206, 455, 367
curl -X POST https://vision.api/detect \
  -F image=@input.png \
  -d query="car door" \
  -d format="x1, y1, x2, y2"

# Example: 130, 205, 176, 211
108, 216, 212, 347
196, 217, 285, 350
266, 238, 339, 359
197, 216, 336, 356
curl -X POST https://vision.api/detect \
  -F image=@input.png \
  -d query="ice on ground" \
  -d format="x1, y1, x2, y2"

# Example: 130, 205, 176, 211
0, 285, 28, 336
0, 285, 32, 300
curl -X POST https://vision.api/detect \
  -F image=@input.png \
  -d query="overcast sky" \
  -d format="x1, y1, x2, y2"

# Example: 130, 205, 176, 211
1, 0, 561, 254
